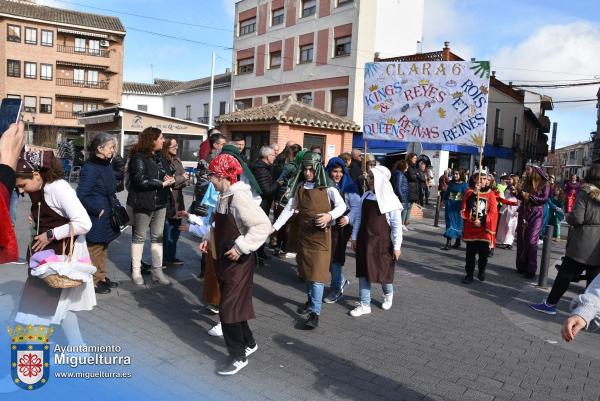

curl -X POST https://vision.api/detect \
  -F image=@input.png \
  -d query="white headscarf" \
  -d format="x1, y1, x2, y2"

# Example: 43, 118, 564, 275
370, 165, 403, 214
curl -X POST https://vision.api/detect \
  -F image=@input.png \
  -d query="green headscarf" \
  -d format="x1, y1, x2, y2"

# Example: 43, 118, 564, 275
284, 151, 332, 201
220, 144, 262, 195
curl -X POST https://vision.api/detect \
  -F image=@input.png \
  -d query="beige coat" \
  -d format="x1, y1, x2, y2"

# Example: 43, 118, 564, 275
217, 181, 271, 255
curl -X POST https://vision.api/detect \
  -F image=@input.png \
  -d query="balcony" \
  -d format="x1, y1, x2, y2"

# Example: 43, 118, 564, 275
55, 111, 79, 119
493, 127, 504, 146
197, 116, 210, 124
56, 78, 109, 90
539, 115, 551, 133
57, 44, 109, 58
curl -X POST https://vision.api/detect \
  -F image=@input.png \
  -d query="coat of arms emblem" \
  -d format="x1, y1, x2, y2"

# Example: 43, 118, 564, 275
8, 324, 53, 390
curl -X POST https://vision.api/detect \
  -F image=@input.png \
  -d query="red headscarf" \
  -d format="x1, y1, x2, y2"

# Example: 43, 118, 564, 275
209, 154, 243, 184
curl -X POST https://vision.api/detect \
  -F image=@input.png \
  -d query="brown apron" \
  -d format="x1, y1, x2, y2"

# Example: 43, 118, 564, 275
202, 230, 221, 305
214, 198, 255, 324
331, 223, 352, 265
18, 187, 74, 317
295, 187, 331, 283
356, 199, 395, 284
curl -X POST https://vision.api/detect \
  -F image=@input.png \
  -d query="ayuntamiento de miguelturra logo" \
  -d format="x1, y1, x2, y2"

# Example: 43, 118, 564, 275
8, 324, 52, 391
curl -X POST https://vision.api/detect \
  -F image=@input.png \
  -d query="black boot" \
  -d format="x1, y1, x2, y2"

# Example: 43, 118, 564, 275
441, 238, 451, 250
462, 275, 474, 284
304, 313, 319, 329
488, 248, 494, 258
478, 269, 486, 282
453, 239, 461, 249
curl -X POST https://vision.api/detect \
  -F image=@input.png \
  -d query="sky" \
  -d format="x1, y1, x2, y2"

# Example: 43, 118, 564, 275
37, 0, 600, 148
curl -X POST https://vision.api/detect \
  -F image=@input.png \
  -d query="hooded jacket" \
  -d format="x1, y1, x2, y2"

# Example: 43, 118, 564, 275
566, 184, 600, 265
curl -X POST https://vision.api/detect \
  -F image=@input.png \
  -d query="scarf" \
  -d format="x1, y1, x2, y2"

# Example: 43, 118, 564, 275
285, 151, 331, 200
208, 154, 243, 184
220, 144, 262, 195
325, 157, 358, 195
370, 165, 402, 214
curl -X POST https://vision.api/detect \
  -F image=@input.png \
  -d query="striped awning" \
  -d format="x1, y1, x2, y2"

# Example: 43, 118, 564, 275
56, 60, 110, 70
57, 28, 108, 39
78, 113, 116, 125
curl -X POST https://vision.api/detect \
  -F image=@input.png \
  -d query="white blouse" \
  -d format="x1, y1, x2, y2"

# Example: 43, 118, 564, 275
41, 180, 92, 240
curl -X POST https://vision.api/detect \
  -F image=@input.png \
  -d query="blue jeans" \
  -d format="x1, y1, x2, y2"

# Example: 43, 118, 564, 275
359, 277, 393, 306
306, 281, 324, 315
330, 262, 344, 292
402, 203, 412, 225
9, 190, 19, 227
163, 218, 182, 262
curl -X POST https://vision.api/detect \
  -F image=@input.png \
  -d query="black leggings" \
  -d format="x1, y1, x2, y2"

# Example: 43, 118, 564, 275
547, 256, 600, 305
221, 321, 255, 359
465, 240, 489, 276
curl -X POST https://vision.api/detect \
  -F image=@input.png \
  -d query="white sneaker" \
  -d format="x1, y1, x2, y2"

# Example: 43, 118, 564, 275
283, 252, 297, 259
216, 358, 248, 375
382, 294, 393, 310
244, 344, 258, 357
207, 323, 223, 337
402, 225, 408, 232
350, 303, 371, 317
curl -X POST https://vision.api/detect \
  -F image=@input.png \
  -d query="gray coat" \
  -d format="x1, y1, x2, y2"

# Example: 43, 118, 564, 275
566, 184, 600, 265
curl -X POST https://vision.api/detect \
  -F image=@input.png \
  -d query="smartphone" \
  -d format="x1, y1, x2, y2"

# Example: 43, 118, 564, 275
0, 98, 23, 137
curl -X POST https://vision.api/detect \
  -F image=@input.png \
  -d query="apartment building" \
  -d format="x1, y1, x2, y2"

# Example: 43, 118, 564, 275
0, 0, 125, 145
122, 71, 232, 125
547, 141, 595, 182
231, 0, 423, 127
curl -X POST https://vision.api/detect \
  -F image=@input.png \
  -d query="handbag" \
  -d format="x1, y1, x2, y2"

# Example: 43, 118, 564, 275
109, 194, 129, 231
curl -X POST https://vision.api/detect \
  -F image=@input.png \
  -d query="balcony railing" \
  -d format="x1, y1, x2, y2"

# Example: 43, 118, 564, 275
56, 78, 109, 90
197, 116, 209, 124
55, 111, 79, 119
57, 44, 109, 58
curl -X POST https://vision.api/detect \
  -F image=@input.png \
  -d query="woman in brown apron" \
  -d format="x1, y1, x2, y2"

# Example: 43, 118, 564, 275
323, 157, 361, 304
14, 147, 94, 344
272, 152, 347, 329
200, 154, 270, 376
350, 166, 403, 317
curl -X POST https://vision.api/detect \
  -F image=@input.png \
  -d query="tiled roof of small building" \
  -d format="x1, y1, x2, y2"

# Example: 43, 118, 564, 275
0, 0, 125, 32
123, 79, 184, 95
165, 72, 231, 94
216, 95, 360, 131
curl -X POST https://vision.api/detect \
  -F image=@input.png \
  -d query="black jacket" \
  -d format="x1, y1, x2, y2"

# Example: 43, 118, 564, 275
250, 159, 278, 214
406, 163, 422, 203
111, 154, 125, 192
349, 159, 363, 184
126, 151, 171, 212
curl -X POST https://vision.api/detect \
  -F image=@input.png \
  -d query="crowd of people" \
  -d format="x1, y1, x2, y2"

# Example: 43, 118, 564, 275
0, 121, 599, 376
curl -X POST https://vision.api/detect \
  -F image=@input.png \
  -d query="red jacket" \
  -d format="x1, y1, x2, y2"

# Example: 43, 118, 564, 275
461, 188, 498, 244
0, 165, 18, 263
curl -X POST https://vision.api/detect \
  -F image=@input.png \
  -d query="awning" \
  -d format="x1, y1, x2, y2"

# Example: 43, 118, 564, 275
56, 60, 109, 70
57, 28, 108, 39
352, 134, 514, 159
78, 113, 116, 125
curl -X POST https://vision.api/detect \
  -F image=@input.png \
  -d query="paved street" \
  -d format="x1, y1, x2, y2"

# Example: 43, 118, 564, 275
1, 188, 599, 401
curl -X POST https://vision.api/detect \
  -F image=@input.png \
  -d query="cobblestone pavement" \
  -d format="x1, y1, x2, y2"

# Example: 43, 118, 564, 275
0, 190, 598, 401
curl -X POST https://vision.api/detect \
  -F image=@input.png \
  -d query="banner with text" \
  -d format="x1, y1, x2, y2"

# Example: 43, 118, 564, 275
362, 61, 491, 148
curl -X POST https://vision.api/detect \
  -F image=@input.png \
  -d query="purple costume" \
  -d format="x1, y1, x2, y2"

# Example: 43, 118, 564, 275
516, 180, 551, 275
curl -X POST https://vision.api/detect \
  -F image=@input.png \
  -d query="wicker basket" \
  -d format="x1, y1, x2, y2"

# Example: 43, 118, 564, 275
43, 274, 83, 289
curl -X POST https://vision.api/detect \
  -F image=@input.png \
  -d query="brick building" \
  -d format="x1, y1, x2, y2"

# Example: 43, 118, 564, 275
0, 0, 125, 145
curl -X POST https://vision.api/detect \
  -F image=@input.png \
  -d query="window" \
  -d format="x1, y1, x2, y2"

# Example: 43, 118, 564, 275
7, 60, 20, 77
7, 94, 20, 99
303, 134, 325, 152
237, 57, 254, 74
74, 69, 85, 83
137, 104, 148, 112
219, 101, 227, 115
297, 92, 312, 105
235, 98, 253, 111
24, 62, 36, 79
299, 44, 313, 63
40, 64, 53, 80
171, 107, 176, 117
203, 103, 209, 118
269, 51, 281, 69
24, 96, 36, 113
272, 8, 284, 25
75, 38, 86, 53
337, 0, 353, 6
40, 97, 52, 114
87, 70, 99, 84
86, 103, 98, 111
25, 28, 37, 45
72, 101, 84, 114
88, 40, 100, 55
331, 89, 348, 116
267, 95, 280, 103
239, 17, 256, 36
302, 0, 317, 17
7, 25, 21, 42
41, 30, 53, 46
185, 105, 191, 120
335, 36, 351, 57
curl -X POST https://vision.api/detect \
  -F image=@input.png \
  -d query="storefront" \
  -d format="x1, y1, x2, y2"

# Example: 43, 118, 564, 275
78, 106, 209, 166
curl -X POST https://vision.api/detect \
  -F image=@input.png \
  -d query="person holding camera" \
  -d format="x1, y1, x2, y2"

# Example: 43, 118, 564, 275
77, 133, 122, 294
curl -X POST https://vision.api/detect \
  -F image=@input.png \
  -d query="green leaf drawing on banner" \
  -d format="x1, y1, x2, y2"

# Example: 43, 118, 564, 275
365, 63, 380, 79
469, 61, 491, 79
